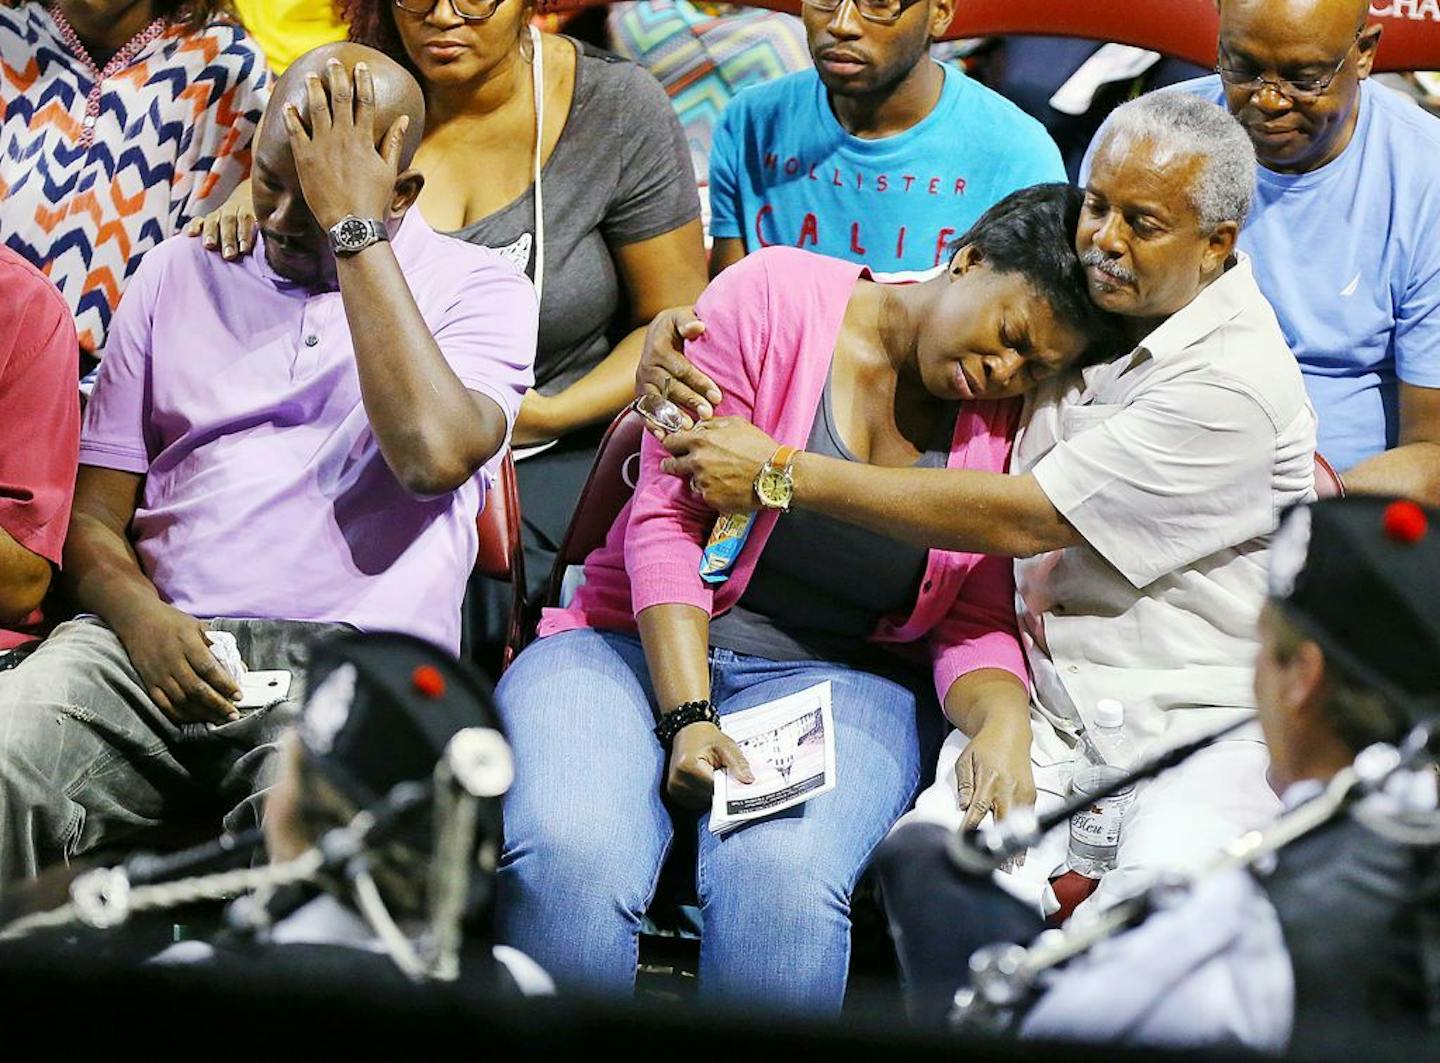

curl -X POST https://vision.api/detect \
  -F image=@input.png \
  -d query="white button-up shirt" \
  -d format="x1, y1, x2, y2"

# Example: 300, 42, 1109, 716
1014, 253, 1316, 775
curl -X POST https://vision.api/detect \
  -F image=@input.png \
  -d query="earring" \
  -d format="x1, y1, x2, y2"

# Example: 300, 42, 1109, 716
519, 28, 535, 64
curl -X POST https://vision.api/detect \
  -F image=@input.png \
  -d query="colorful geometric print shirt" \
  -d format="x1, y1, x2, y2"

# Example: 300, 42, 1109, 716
0, 6, 268, 356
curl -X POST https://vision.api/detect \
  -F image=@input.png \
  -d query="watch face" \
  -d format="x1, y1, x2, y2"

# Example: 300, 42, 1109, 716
336, 217, 371, 250
757, 468, 792, 508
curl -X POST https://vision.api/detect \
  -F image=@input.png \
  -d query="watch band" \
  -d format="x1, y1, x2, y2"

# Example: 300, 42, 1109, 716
752, 444, 800, 513
329, 216, 389, 255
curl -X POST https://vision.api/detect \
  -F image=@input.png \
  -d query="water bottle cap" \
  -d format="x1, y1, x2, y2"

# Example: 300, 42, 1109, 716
1095, 698, 1125, 728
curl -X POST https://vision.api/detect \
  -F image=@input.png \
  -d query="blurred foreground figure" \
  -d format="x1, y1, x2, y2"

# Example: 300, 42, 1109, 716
878, 495, 1440, 1055
156, 631, 552, 997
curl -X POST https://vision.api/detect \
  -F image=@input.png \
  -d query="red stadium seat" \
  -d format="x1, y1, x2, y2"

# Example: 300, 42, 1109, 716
1355, 2, 1440, 72
541, 407, 647, 611
475, 453, 527, 671
1315, 452, 1346, 499
538, 0, 1440, 72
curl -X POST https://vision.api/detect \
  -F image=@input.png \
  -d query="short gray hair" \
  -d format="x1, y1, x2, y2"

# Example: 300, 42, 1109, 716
1093, 92, 1257, 232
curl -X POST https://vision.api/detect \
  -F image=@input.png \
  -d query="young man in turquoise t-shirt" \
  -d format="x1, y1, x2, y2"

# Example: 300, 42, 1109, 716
707, 0, 1065, 281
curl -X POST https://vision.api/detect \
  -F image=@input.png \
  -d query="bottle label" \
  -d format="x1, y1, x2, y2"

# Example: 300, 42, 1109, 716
1069, 790, 1135, 851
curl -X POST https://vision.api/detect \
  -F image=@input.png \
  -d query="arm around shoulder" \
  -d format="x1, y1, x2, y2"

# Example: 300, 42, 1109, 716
790, 454, 1081, 557
624, 254, 776, 611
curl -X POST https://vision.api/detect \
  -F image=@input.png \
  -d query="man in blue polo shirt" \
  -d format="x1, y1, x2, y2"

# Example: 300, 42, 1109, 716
1179, 0, 1440, 497
707, 0, 1064, 280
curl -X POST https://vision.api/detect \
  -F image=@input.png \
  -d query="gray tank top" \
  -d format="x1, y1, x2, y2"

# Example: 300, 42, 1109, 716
708, 366, 956, 664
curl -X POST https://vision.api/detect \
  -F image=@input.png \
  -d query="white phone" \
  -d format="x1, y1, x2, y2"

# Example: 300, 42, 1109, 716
237, 670, 292, 710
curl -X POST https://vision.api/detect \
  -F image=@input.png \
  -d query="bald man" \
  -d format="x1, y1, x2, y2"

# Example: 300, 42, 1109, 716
0, 44, 536, 885
1168, 0, 1440, 503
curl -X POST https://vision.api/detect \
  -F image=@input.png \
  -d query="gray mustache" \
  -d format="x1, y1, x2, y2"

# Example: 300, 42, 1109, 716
1079, 249, 1137, 285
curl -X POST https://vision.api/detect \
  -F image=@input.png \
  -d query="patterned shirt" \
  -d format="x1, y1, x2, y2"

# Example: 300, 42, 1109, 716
0, 5, 269, 355
606, 1, 809, 186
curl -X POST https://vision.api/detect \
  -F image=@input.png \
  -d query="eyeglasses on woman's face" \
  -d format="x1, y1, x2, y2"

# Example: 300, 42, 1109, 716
393, 0, 505, 23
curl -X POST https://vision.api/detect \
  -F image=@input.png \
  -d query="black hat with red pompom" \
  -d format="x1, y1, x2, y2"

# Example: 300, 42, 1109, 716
1267, 496, 1440, 728
296, 631, 513, 816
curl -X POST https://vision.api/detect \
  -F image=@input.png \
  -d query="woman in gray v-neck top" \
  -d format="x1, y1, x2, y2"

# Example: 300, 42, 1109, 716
344, 1, 707, 632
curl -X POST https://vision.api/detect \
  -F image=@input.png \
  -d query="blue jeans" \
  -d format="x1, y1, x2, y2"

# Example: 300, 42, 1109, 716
495, 628, 939, 1013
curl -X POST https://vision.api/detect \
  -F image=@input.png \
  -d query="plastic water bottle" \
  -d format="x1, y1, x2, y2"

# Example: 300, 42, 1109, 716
1067, 698, 1137, 878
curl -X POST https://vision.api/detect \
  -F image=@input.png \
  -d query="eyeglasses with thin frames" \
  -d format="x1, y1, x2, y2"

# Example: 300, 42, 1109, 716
393, 0, 504, 23
1215, 28, 1364, 102
801, 0, 927, 27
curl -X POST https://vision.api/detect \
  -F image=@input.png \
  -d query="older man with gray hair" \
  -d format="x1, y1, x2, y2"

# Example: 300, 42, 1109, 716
645, 90, 1316, 926
892, 88, 1319, 916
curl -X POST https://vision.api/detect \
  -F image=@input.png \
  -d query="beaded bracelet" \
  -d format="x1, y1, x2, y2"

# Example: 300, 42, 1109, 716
653, 699, 720, 748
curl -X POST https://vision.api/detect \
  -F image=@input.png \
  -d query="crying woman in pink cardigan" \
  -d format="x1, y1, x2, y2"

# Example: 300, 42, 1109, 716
493, 184, 1125, 1012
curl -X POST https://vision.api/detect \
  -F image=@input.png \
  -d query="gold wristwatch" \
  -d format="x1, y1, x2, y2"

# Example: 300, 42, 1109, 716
752, 445, 799, 512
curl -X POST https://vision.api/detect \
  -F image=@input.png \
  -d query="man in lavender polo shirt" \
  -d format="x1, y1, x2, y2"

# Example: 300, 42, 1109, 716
0, 44, 536, 885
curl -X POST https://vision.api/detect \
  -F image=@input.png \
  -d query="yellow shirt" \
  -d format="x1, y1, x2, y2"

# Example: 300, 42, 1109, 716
233, 0, 349, 73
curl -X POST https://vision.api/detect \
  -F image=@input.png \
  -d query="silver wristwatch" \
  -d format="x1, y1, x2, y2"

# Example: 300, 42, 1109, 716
328, 215, 389, 256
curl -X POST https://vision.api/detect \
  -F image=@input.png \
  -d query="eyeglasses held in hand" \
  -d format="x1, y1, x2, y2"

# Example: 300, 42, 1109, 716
393, 0, 504, 22
800, 0, 926, 26
1215, 30, 1362, 102
631, 393, 689, 437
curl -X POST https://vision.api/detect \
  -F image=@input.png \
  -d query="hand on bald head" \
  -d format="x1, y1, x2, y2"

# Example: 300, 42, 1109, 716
249, 43, 428, 288
260, 43, 426, 168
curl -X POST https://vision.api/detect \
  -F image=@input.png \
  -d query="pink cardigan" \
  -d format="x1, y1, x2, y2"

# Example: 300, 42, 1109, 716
538, 247, 1028, 704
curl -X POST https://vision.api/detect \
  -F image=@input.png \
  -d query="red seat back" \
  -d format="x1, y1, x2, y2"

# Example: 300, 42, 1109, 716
538, 0, 1440, 72
1314, 451, 1345, 499
936, 0, 1440, 72
475, 453, 523, 580
544, 409, 647, 608
475, 453, 527, 670
941, 0, 1219, 65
